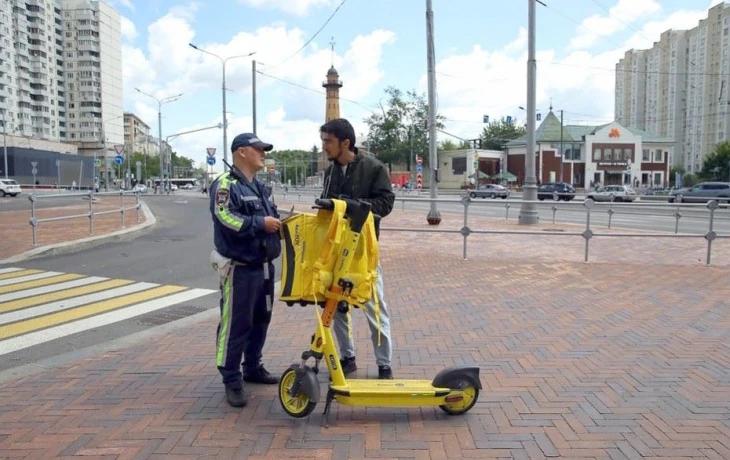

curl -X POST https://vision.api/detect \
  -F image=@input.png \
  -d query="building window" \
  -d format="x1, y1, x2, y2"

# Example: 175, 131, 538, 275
623, 148, 633, 161
452, 157, 466, 175
593, 148, 601, 161
603, 148, 611, 161
642, 149, 650, 161
654, 149, 663, 162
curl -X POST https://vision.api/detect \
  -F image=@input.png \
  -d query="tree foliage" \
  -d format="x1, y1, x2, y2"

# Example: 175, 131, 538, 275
479, 117, 527, 150
699, 141, 730, 182
267, 149, 318, 185
363, 86, 445, 169
439, 139, 472, 151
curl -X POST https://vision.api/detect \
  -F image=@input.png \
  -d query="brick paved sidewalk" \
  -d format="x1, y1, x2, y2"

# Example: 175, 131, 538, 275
0, 203, 729, 458
0, 195, 145, 260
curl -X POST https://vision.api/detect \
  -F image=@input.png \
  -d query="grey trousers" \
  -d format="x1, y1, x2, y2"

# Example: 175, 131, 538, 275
332, 264, 392, 367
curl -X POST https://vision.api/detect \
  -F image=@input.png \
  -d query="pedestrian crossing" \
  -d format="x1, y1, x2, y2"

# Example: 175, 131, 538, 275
0, 266, 216, 357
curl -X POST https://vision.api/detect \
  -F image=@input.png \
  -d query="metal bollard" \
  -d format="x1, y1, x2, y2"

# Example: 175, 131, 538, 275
607, 203, 614, 229
120, 190, 125, 228
551, 205, 557, 225
505, 203, 510, 220
705, 200, 718, 265
674, 205, 682, 234
136, 191, 140, 222
88, 190, 94, 235
460, 196, 471, 260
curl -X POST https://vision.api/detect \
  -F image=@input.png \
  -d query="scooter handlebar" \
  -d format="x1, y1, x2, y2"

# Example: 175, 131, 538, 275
313, 198, 381, 223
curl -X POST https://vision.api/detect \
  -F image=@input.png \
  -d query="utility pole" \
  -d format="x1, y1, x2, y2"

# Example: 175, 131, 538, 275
2, 109, 8, 179
518, 0, 539, 225
252, 60, 257, 133
559, 109, 564, 183
425, 0, 441, 225
409, 125, 415, 188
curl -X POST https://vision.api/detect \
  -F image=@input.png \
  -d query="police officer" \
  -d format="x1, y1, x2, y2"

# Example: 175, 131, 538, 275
209, 132, 282, 407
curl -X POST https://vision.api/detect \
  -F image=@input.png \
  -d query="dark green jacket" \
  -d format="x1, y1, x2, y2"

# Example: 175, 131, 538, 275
321, 148, 395, 230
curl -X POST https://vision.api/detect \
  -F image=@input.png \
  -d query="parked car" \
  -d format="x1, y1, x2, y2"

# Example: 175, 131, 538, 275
469, 184, 510, 199
132, 184, 148, 194
537, 182, 575, 201
0, 179, 22, 197
668, 182, 730, 203
586, 185, 638, 202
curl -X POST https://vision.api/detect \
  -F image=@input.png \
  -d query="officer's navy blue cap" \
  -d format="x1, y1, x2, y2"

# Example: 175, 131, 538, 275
230, 133, 273, 153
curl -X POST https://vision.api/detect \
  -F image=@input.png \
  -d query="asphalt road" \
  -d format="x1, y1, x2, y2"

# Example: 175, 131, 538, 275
275, 190, 730, 235
0, 193, 284, 375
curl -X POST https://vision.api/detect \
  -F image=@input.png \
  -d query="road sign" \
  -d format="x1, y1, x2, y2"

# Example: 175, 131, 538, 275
536, 113, 542, 121
31, 168, 37, 175
114, 155, 123, 165
31, 161, 37, 168
483, 115, 489, 124
506, 116, 512, 124
94, 159, 101, 167
207, 156, 216, 166
416, 156, 423, 166
114, 144, 124, 155
416, 165, 423, 173
416, 173, 423, 189
206, 147, 216, 157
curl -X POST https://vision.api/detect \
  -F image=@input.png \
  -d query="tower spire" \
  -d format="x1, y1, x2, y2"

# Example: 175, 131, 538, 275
549, 98, 553, 111
329, 37, 336, 66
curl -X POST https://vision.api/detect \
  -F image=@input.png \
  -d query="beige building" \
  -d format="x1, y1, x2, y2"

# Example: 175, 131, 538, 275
615, 2, 730, 175
123, 112, 158, 155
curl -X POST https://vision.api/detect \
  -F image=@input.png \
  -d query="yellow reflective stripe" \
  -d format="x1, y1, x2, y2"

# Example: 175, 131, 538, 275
216, 272, 233, 366
215, 174, 245, 231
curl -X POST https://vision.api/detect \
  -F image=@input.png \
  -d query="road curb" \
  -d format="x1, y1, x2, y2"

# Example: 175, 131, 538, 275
0, 201, 157, 265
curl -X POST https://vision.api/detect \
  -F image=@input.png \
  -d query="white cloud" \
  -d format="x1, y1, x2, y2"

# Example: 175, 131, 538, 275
237, 0, 337, 17
120, 16, 137, 42
112, 0, 135, 12
121, 4, 394, 169
569, 0, 661, 50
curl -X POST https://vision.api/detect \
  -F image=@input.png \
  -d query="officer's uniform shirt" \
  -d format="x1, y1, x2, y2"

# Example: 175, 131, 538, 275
209, 167, 281, 264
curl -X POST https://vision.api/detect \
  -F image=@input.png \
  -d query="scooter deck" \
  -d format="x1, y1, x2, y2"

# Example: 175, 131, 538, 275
330, 379, 451, 398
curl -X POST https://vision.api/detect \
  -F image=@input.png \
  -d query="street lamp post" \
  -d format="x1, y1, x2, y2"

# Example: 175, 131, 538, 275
519, 0, 539, 225
188, 43, 255, 164
425, 0, 441, 225
2, 109, 7, 179
134, 89, 183, 194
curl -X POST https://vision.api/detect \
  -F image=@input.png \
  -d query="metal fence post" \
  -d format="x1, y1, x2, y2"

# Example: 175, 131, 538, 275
29, 193, 37, 247
705, 200, 718, 265
88, 190, 94, 235
120, 190, 125, 228
460, 196, 471, 260
607, 203, 614, 229
674, 205, 682, 234
551, 205, 557, 225
583, 199, 594, 263
505, 202, 510, 220
136, 191, 140, 222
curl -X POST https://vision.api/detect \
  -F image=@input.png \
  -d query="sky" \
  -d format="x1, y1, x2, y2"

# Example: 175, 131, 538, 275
112, 0, 725, 172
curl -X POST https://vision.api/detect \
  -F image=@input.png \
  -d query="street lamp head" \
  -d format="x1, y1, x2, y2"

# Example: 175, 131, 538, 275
188, 43, 199, 50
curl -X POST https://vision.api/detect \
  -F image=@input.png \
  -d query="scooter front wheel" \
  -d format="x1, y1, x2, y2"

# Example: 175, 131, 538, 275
439, 381, 479, 415
279, 367, 317, 418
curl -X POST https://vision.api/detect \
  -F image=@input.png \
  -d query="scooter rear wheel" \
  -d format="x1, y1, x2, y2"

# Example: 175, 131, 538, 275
439, 381, 479, 415
279, 367, 317, 418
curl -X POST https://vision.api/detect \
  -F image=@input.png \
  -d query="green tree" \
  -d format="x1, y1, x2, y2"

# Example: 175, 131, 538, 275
363, 86, 445, 170
699, 141, 730, 181
439, 139, 472, 151
268, 149, 315, 185
479, 117, 527, 150
669, 165, 686, 187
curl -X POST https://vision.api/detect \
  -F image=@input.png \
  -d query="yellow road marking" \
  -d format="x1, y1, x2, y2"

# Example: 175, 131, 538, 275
0, 278, 135, 313
0, 269, 42, 281
0, 284, 187, 340
0, 274, 86, 295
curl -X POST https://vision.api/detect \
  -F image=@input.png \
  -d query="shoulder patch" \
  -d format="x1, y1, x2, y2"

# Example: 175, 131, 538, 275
216, 189, 230, 206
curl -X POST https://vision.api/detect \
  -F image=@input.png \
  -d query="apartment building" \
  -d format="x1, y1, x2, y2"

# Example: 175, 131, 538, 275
0, 0, 122, 161
615, 2, 730, 175
124, 112, 159, 156
61, 0, 123, 159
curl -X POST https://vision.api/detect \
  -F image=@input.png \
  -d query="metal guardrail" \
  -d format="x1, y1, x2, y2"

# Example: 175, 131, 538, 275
28, 190, 142, 247
274, 191, 728, 265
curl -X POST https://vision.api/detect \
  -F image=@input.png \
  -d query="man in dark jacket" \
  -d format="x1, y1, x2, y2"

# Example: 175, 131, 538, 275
320, 118, 396, 379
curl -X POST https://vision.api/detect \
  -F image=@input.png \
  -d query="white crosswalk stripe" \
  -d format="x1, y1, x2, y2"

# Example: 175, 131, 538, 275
0, 267, 216, 356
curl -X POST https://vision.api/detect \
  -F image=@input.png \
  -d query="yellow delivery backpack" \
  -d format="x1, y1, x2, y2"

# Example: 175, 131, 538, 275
279, 199, 379, 309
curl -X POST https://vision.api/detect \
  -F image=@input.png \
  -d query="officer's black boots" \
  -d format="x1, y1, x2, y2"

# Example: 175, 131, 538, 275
243, 364, 279, 384
225, 386, 247, 407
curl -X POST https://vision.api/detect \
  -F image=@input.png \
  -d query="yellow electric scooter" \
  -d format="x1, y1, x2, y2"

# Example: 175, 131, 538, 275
278, 198, 481, 423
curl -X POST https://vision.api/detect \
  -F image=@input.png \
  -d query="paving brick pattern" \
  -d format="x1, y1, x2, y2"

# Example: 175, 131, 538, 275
0, 202, 728, 458
0, 196, 144, 260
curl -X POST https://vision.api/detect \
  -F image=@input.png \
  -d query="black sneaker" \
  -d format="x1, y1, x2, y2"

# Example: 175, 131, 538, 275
340, 356, 357, 375
243, 364, 279, 384
225, 386, 247, 407
378, 365, 393, 379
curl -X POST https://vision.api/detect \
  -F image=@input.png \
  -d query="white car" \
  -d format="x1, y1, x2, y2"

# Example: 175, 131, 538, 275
587, 185, 638, 202
132, 184, 148, 194
0, 179, 22, 197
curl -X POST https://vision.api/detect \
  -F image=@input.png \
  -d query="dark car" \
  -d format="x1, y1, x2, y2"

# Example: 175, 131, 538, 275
537, 182, 575, 201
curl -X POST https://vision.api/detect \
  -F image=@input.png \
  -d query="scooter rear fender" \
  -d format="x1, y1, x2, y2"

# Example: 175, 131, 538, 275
431, 365, 482, 390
